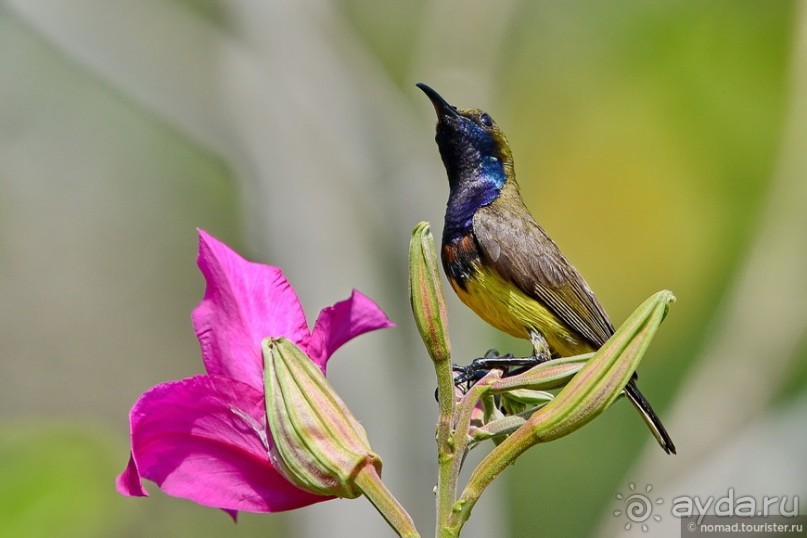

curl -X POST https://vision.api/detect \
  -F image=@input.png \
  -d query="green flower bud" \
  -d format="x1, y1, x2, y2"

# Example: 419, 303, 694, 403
453, 291, 676, 530
489, 354, 591, 393
499, 389, 555, 416
263, 337, 382, 498
524, 290, 675, 442
409, 221, 451, 363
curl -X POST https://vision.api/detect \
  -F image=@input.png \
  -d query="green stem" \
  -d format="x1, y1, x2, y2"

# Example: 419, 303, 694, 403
437, 371, 500, 537
434, 354, 457, 537
446, 421, 538, 534
355, 464, 420, 538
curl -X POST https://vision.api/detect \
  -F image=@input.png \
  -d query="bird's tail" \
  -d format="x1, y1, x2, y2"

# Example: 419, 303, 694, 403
624, 380, 676, 455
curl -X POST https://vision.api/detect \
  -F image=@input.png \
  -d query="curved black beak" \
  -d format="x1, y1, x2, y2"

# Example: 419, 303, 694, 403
416, 83, 461, 120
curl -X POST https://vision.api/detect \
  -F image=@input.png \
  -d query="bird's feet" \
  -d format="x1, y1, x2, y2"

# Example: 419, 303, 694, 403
452, 349, 548, 392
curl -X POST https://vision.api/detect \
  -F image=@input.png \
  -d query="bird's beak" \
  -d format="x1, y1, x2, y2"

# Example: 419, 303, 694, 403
416, 83, 461, 121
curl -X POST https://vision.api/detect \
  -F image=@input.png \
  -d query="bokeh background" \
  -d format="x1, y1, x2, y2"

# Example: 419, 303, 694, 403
2, 1, 806, 537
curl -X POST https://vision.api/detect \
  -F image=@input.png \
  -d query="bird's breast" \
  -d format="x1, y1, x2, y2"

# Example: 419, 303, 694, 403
441, 233, 589, 354
441, 233, 536, 339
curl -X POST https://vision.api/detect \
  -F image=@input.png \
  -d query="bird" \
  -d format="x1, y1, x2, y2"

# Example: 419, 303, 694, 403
416, 82, 675, 454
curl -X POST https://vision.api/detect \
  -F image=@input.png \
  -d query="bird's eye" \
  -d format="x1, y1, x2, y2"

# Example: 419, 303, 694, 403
479, 113, 493, 127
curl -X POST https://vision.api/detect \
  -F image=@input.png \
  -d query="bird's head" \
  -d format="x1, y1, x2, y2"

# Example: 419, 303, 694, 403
417, 83, 514, 190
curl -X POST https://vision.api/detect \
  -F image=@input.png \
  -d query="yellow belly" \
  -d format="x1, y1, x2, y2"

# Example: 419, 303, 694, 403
449, 265, 593, 357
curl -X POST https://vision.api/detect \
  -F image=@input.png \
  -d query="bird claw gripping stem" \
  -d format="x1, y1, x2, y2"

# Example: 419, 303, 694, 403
451, 349, 550, 392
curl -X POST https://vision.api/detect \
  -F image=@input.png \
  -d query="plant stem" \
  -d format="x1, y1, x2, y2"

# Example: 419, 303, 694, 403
437, 371, 500, 537
355, 464, 420, 538
434, 355, 457, 537
446, 421, 537, 535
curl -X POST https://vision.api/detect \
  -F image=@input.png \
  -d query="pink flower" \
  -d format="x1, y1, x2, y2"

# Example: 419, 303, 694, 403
116, 230, 393, 515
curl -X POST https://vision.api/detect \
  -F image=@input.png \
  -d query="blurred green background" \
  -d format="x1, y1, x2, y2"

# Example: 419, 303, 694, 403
2, 1, 805, 537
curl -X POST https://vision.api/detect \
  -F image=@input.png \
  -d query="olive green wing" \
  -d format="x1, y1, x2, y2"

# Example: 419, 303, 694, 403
472, 202, 614, 348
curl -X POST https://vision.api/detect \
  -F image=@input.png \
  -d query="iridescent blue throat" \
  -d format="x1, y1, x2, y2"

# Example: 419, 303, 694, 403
443, 155, 506, 243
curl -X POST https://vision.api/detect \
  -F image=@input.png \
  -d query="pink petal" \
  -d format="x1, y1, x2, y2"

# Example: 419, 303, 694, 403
116, 375, 331, 513
192, 230, 310, 389
116, 453, 147, 496
306, 289, 394, 369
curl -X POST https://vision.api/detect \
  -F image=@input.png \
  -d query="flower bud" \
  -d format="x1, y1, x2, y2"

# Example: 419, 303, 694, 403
489, 354, 590, 393
409, 222, 451, 363
263, 337, 382, 499
499, 388, 555, 416
525, 290, 676, 442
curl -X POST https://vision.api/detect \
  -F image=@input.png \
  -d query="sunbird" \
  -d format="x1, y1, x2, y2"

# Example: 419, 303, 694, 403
417, 83, 675, 454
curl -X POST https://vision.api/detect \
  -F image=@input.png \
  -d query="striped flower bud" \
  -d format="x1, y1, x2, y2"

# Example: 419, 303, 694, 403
409, 221, 451, 363
263, 337, 382, 499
